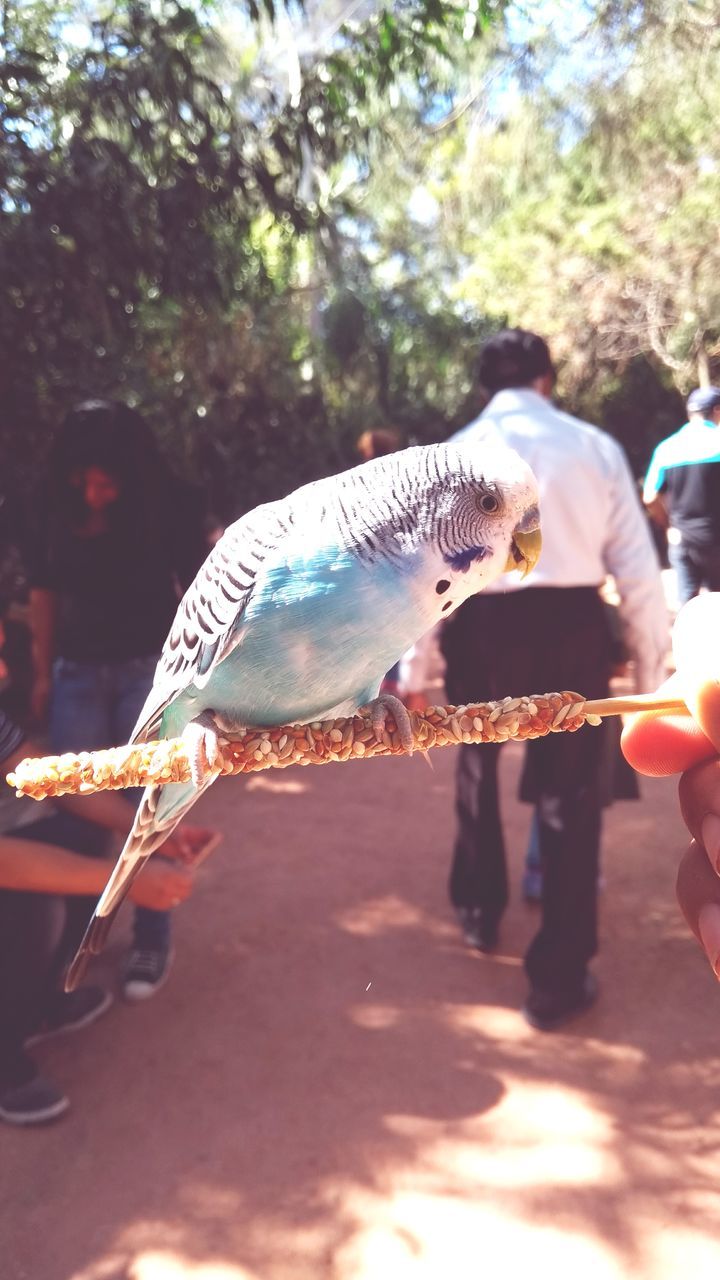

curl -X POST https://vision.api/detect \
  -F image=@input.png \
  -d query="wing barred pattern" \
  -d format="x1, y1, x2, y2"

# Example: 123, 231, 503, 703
130, 502, 291, 742
324, 444, 481, 563
318, 448, 433, 561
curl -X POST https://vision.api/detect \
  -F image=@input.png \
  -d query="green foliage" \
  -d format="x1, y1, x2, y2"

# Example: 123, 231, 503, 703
319, 281, 494, 447
349, 0, 720, 463
8, 0, 708, 516
0, 0, 503, 509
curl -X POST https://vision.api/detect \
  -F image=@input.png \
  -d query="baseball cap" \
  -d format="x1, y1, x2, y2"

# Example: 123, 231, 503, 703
686, 386, 720, 415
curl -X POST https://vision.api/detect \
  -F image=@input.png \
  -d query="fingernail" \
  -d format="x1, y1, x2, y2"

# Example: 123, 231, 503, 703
701, 813, 720, 873
697, 904, 720, 979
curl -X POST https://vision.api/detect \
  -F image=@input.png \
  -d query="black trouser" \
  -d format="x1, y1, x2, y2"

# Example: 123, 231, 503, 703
441, 587, 612, 994
0, 813, 99, 1090
0, 891, 65, 1089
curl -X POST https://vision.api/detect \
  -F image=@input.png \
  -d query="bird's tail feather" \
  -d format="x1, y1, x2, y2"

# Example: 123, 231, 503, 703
64, 861, 150, 991
64, 784, 182, 991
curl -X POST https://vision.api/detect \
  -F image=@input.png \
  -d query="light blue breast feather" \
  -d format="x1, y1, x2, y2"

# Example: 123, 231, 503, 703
161, 541, 428, 736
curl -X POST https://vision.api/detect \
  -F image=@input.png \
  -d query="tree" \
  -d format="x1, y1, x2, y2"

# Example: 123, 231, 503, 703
441, 0, 720, 392
347, 0, 718, 468
0, 0, 505, 505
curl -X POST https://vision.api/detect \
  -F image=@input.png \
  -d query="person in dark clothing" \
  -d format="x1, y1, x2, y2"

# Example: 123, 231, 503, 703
643, 386, 720, 605
0, 708, 198, 1126
26, 400, 208, 1001
440, 329, 668, 1030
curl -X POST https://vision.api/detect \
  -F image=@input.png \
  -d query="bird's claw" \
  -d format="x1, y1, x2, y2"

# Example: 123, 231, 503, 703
365, 692, 416, 756
182, 711, 226, 788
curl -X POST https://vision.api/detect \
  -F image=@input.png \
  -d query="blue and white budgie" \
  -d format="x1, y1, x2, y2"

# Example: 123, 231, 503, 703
65, 441, 540, 988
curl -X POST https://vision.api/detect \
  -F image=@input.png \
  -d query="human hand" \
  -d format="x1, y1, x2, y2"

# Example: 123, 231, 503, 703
128, 858, 193, 911
158, 825, 219, 868
621, 594, 720, 979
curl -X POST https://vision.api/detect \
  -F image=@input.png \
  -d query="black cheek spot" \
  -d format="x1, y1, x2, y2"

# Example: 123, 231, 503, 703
442, 601, 453, 612
435, 579, 451, 594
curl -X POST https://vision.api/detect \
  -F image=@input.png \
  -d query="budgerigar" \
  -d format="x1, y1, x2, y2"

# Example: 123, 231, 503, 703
65, 441, 540, 989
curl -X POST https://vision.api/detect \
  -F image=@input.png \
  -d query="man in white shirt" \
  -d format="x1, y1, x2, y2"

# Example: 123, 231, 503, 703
440, 329, 668, 1030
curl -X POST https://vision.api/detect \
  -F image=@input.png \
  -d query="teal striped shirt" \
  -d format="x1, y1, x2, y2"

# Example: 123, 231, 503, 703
643, 419, 720, 546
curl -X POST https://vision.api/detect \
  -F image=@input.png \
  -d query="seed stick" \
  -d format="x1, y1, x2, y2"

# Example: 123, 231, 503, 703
5, 688, 690, 802
582, 693, 689, 718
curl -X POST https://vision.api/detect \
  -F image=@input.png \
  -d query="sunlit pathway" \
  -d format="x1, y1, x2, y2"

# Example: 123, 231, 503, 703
4, 712, 720, 1280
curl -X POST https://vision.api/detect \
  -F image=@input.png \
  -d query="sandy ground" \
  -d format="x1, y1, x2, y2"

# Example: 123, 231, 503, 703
4, 698, 720, 1280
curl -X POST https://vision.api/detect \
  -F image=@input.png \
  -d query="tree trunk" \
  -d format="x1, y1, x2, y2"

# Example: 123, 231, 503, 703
697, 339, 710, 387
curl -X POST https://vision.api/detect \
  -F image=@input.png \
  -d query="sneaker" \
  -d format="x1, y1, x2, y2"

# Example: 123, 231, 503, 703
0, 1074, 70, 1126
522, 972, 599, 1032
25, 986, 113, 1047
455, 907, 499, 953
123, 946, 174, 1002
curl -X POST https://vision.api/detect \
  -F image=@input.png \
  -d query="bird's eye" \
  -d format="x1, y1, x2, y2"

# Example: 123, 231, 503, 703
478, 492, 499, 514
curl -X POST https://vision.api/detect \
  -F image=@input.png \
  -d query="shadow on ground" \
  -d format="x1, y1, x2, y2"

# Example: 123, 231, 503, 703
3, 727, 720, 1280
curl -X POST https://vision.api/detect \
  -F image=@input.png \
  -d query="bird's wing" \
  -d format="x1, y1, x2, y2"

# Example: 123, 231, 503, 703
130, 501, 293, 743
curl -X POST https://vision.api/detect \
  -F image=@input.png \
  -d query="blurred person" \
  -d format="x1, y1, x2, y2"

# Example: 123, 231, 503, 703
643, 386, 720, 605
26, 400, 208, 1000
355, 428, 402, 462
438, 328, 668, 1030
0, 706, 201, 1126
622, 593, 720, 985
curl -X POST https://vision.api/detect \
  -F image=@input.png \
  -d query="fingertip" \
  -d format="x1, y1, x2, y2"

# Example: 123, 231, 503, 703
673, 594, 720, 750
621, 712, 716, 776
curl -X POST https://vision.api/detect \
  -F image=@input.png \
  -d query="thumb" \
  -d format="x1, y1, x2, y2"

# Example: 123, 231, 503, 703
672, 593, 720, 752
621, 594, 720, 776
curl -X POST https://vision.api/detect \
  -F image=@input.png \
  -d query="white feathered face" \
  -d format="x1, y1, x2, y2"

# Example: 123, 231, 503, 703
425, 441, 541, 597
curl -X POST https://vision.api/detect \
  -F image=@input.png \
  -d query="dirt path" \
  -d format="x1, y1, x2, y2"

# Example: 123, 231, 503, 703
4, 716, 720, 1280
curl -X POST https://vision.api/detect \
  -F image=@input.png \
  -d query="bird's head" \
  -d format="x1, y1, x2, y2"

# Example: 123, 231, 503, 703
425, 441, 541, 602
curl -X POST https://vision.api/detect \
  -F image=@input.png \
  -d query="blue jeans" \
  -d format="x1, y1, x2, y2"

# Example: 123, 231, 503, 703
668, 541, 720, 606
49, 654, 169, 951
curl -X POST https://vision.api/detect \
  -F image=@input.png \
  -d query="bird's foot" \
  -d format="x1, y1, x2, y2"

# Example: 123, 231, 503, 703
182, 711, 228, 788
364, 692, 416, 756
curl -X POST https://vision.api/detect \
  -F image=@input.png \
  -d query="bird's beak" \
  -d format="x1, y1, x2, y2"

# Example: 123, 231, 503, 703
504, 509, 542, 580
